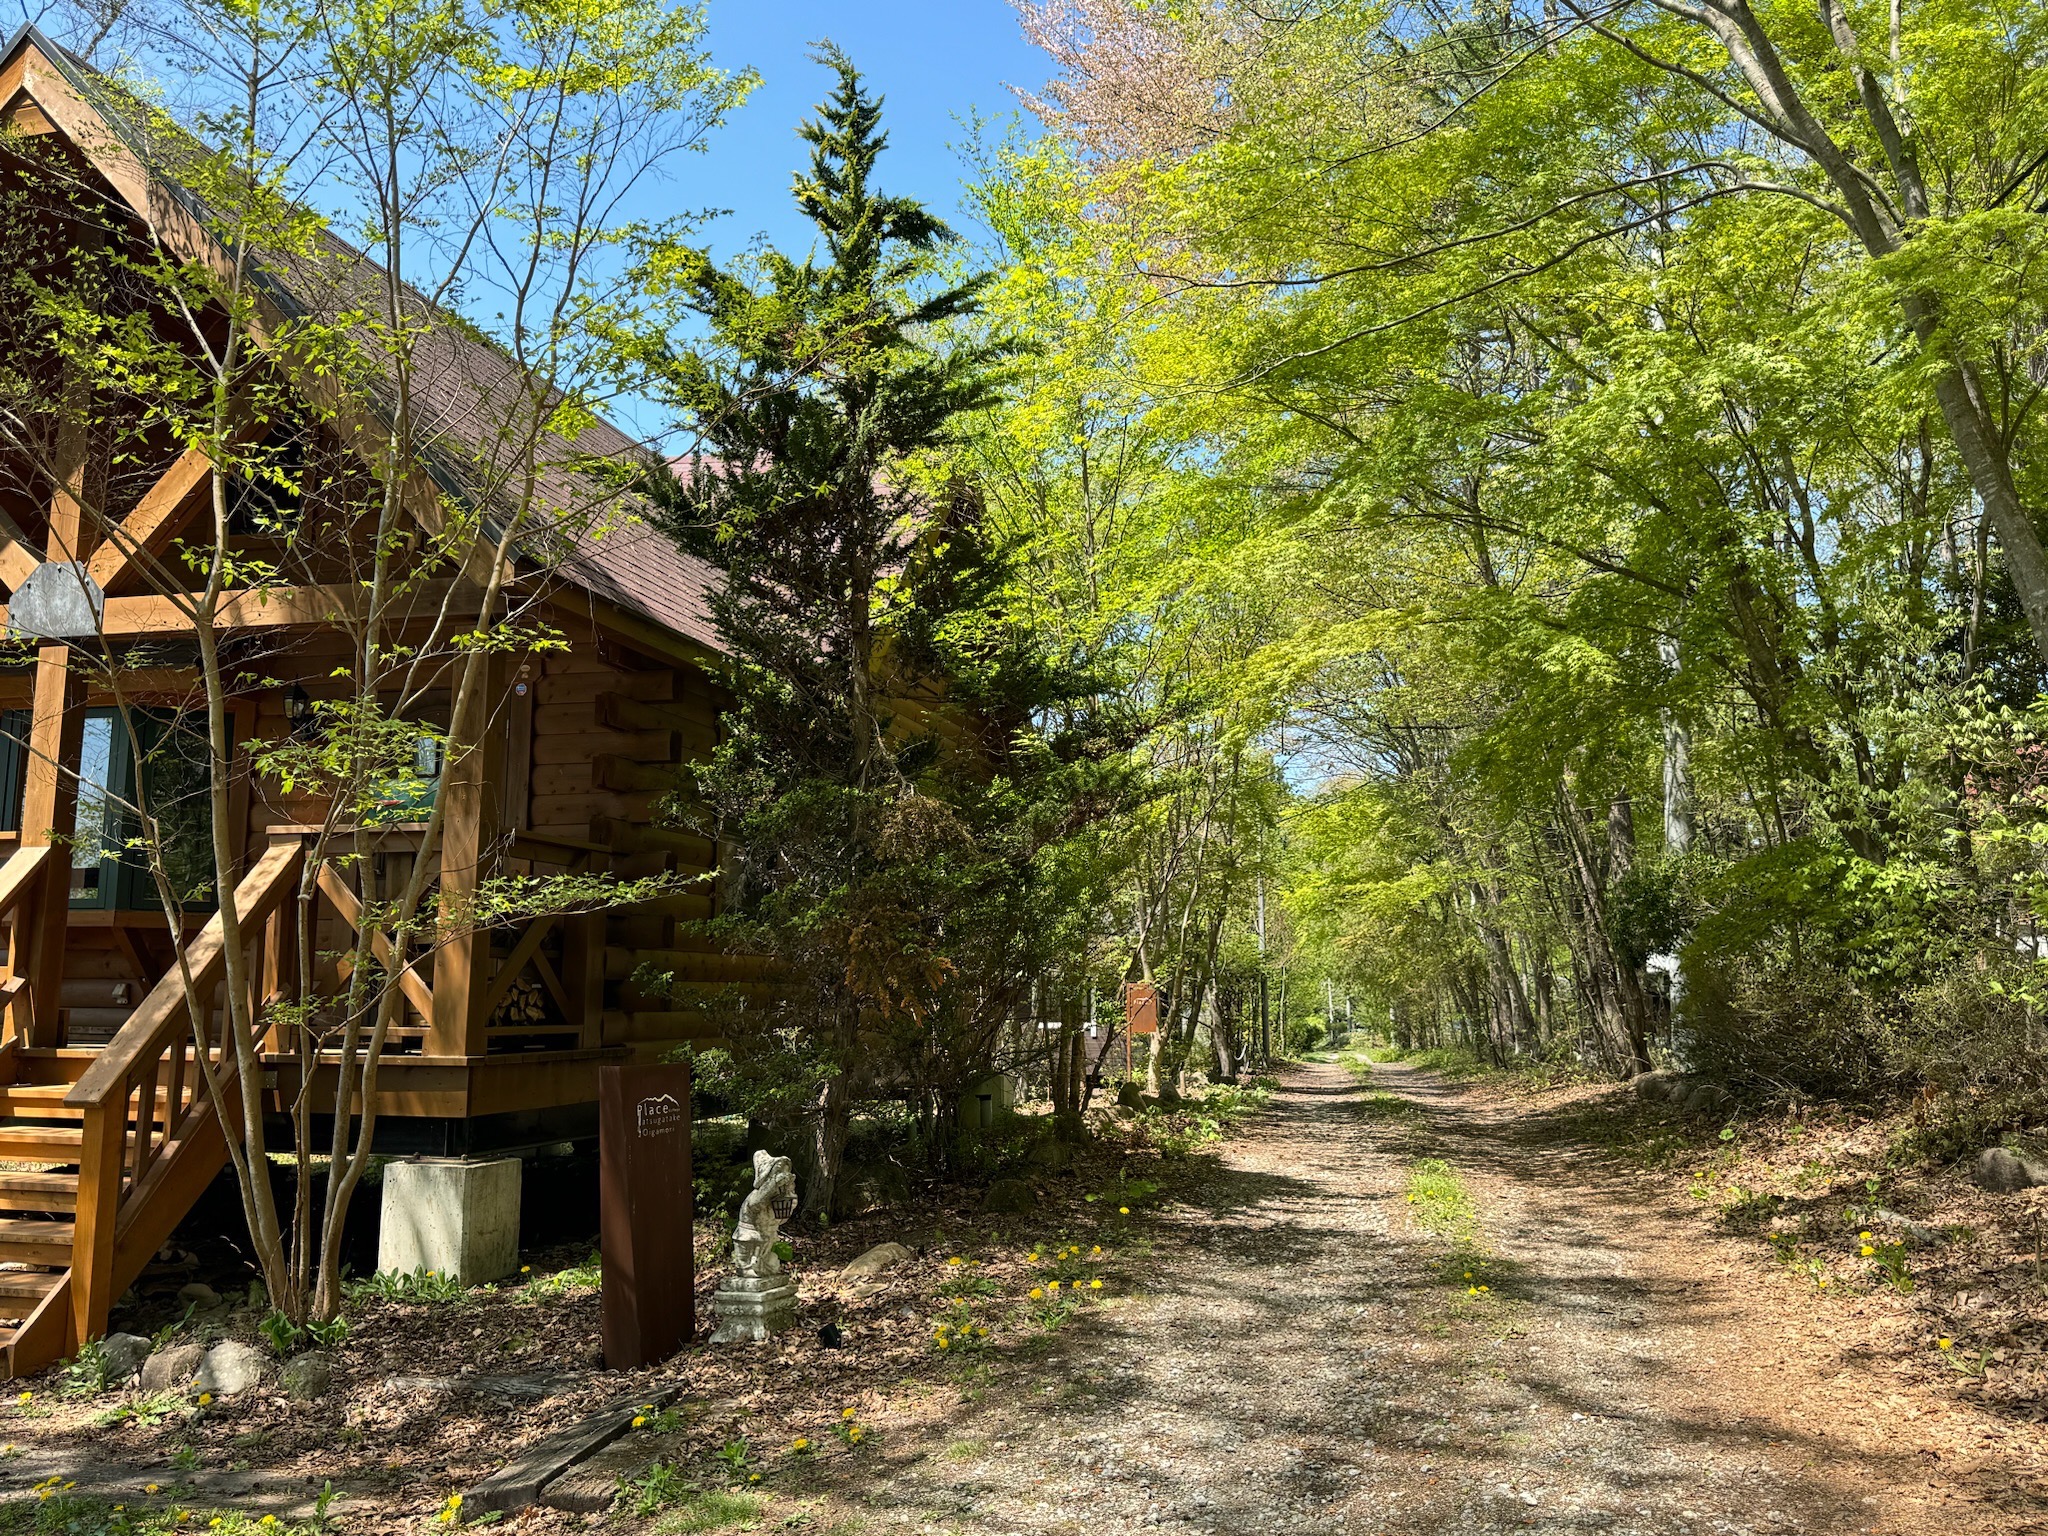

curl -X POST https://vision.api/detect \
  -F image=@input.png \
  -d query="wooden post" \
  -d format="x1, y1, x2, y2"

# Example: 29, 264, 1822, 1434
431, 654, 510, 1057
598, 1061, 693, 1368
17, 647, 83, 1046
69, 1097, 124, 1349
19, 378, 100, 1049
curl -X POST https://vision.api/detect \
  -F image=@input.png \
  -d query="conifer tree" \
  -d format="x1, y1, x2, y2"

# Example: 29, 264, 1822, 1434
650, 48, 1103, 1210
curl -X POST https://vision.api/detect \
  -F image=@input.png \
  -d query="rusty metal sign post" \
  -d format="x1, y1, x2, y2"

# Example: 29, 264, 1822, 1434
1124, 981, 1159, 1080
598, 1061, 695, 1368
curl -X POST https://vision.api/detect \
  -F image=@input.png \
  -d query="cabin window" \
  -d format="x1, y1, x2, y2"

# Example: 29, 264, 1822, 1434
69, 709, 220, 912
0, 708, 28, 833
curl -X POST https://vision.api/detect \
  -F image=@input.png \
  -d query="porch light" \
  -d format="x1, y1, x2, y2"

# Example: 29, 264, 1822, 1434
284, 684, 320, 741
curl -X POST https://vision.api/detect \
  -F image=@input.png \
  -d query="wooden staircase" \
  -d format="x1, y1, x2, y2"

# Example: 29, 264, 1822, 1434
0, 841, 304, 1378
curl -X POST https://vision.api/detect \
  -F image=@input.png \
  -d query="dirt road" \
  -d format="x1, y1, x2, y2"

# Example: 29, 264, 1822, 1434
834, 1059, 2034, 1536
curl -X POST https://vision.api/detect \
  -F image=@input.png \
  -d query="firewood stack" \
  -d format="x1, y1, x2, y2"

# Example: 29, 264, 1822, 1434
492, 974, 550, 1028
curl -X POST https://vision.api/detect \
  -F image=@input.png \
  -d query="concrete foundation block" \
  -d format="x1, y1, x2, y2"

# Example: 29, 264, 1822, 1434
378, 1157, 522, 1284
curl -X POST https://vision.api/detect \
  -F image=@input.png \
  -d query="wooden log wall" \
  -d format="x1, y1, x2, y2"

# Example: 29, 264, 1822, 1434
530, 643, 753, 1057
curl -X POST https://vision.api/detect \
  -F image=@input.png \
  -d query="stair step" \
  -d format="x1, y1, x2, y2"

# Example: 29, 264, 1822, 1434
0, 1269, 61, 1302
0, 1172, 76, 1212
0, 1124, 83, 1162
0, 1083, 175, 1122
0, 1218, 71, 1264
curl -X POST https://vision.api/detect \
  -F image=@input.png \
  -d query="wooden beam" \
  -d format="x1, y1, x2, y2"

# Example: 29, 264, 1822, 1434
315, 864, 437, 1025
0, 540, 39, 593
84, 446, 212, 593
0, 579, 468, 638
430, 652, 511, 1057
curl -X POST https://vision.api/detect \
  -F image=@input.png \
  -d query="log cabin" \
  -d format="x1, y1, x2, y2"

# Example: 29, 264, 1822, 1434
0, 24, 755, 1375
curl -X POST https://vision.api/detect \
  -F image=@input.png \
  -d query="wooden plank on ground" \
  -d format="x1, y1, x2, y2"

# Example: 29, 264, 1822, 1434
539, 1430, 690, 1513
463, 1386, 679, 1516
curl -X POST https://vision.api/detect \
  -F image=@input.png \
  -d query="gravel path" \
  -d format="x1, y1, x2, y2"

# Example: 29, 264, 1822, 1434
843, 1059, 2021, 1536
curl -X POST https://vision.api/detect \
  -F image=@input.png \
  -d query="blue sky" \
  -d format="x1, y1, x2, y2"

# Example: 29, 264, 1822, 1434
686, 2, 1048, 262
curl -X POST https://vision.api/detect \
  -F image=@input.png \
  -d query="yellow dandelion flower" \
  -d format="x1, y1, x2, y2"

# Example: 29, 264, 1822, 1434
793, 1437, 811, 1452
197, 1393, 214, 1407
750, 1473, 762, 1484
843, 1406, 857, 1419
1119, 1207, 1130, 1215
14, 1391, 28, 1404
1090, 1279, 1102, 1290
147, 1484, 160, 1494
1049, 1280, 1061, 1293
521, 1265, 531, 1274
1938, 1337, 1955, 1350
1860, 1245, 1875, 1257
849, 1426, 865, 1443
1091, 1246, 1101, 1256
1030, 1287, 1044, 1300
633, 1416, 647, 1428
936, 1337, 951, 1349
1859, 1231, 1872, 1241
948, 1256, 964, 1266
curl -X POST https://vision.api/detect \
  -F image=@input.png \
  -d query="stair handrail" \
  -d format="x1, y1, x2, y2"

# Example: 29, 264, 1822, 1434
67, 839, 306, 1110
63, 838, 306, 1348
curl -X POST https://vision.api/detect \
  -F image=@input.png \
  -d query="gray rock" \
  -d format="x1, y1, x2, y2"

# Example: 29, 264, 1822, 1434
1630, 1070, 1681, 1102
1973, 1146, 2048, 1192
982, 1177, 1037, 1214
1683, 1083, 1733, 1118
193, 1340, 271, 1397
140, 1341, 206, 1392
100, 1332, 151, 1383
280, 1351, 333, 1402
176, 1282, 220, 1310
841, 1242, 914, 1278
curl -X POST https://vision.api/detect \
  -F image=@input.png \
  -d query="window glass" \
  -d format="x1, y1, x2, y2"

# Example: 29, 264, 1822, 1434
137, 716, 217, 907
71, 714, 116, 902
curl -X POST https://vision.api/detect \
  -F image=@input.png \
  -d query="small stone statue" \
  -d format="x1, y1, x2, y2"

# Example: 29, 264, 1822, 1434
711, 1150, 801, 1344
731, 1151, 797, 1277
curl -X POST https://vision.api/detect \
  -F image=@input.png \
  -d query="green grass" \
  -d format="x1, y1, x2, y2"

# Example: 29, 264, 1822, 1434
653, 1489, 766, 1534
521, 1250, 603, 1300
344, 1266, 467, 1304
1405, 1157, 1477, 1240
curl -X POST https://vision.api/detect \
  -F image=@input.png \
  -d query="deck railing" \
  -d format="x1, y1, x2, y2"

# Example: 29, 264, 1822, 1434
38, 823, 612, 1348
64, 839, 304, 1345
0, 845, 55, 1046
